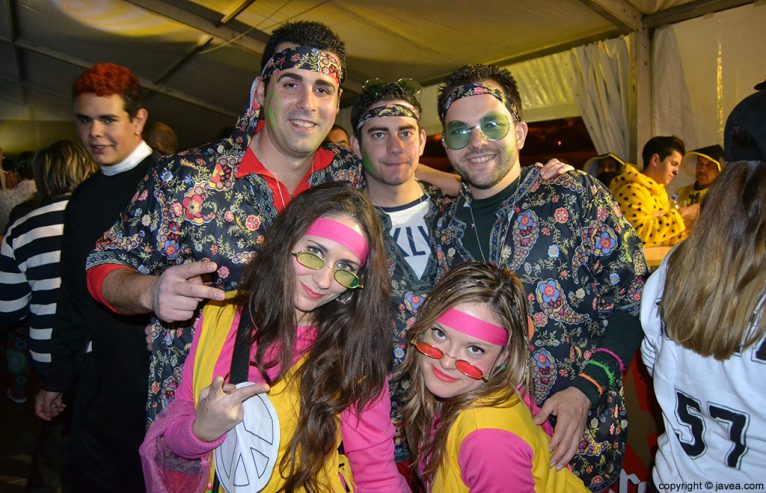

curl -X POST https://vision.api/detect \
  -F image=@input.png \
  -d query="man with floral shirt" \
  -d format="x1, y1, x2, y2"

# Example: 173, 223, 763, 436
84, 21, 363, 421
349, 80, 450, 481
433, 64, 646, 492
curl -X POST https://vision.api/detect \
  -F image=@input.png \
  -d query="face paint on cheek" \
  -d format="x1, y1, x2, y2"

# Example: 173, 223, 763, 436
361, 150, 375, 175
265, 90, 281, 128
503, 139, 517, 161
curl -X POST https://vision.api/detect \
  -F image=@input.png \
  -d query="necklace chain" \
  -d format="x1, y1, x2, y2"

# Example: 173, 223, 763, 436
462, 173, 526, 265
466, 198, 487, 263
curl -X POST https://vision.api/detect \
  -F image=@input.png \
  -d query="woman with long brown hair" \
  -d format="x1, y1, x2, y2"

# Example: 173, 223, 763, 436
401, 261, 588, 492
141, 183, 408, 492
641, 160, 766, 484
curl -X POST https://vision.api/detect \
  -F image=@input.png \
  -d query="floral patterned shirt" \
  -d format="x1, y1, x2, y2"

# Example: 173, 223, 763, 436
86, 104, 362, 422
434, 167, 647, 491
376, 181, 451, 463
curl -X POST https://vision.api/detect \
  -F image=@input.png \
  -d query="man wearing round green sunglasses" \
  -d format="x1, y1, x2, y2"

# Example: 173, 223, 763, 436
433, 64, 647, 493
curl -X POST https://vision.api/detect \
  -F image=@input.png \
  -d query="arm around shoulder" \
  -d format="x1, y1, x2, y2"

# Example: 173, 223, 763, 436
416, 164, 460, 196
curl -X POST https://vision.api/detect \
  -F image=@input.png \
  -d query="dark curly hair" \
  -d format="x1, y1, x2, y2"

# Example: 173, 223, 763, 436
72, 63, 144, 119
437, 64, 522, 125
641, 135, 686, 168
261, 20, 346, 80
350, 81, 422, 139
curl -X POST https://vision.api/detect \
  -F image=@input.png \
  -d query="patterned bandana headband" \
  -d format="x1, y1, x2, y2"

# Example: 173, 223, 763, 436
437, 307, 508, 346
439, 83, 519, 123
260, 46, 344, 86
305, 217, 369, 265
355, 103, 420, 131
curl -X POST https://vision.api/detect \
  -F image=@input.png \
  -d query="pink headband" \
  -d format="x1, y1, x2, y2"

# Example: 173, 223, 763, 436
305, 217, 369, 265
437, 307, 508, 346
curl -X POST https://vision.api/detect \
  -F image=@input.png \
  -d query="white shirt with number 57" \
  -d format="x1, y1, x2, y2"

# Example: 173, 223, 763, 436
640, 256, 766, 485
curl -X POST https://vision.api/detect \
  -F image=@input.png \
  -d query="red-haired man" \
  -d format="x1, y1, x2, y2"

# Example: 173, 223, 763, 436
37, 63, 156, 491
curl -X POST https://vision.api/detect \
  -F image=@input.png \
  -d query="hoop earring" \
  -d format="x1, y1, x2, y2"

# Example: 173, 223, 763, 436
336, 290, 353, 305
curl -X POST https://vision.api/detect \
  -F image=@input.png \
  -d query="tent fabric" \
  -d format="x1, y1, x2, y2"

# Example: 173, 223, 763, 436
664, 2, 766, 149
651, 26, 696, 151
362, 3, 763, 165
570, 36, 632, 159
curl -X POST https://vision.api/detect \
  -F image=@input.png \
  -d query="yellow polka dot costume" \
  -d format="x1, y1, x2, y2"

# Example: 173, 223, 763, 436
610, 164, 686, 247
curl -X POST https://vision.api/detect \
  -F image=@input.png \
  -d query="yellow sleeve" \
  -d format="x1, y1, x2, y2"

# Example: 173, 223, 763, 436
612, 183, 686, 247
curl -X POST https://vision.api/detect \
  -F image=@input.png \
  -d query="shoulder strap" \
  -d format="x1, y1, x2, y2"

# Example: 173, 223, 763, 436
229, 305, 252, 384
212, 304, 252, 493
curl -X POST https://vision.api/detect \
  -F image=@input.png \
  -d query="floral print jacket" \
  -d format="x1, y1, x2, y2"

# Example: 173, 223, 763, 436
86, 102, 362, 422
434, 167, 647, 491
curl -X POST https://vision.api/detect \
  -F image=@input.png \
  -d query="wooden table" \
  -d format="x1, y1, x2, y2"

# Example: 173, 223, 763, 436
643, 246, 672, 270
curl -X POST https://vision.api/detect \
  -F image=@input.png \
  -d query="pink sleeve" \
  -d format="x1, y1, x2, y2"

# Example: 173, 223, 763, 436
458, 429, 535, 493
139, 400, 212, 492
341, 382, 410, 493
175, 315, 206, 404
163, 313, 234, 458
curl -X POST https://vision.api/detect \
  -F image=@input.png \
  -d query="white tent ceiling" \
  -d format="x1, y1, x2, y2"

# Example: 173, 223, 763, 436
0, 0, 758, 153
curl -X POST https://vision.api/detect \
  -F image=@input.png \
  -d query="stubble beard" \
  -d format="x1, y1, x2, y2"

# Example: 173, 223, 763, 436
455, 154, 513, 191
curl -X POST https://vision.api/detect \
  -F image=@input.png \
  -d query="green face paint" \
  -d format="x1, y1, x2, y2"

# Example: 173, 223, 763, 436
361, 149, 375, 175
265, 89, 280, 129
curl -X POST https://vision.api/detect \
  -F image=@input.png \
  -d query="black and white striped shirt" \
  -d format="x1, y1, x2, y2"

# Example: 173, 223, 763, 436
0, 195, 69, 379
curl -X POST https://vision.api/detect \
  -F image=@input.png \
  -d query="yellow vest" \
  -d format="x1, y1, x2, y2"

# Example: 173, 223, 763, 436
432, 393, 589, 493
676, 183, 709, 206
192, 297, 355, 492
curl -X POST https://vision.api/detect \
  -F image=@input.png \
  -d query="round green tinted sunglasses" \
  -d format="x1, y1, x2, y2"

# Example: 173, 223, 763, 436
291, 251, 363, 289
443, 112, 511, 150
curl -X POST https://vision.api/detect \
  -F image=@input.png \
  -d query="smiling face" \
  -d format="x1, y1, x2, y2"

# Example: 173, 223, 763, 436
74, 93, 146, 167
442, 82, 527, 199
256, 44, 342, 161
291, 214, 365, 324
353, 100, 426, 190
418, 302, 506, 399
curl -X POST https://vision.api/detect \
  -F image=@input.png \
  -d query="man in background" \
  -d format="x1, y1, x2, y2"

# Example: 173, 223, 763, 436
610, 136, 698, 246
37, 63, 157, 491
724, 82, 765, 161
676, 144, 724, 206
326, 123, 351, 150
143, 121, 179, 156
0, 151, 36, 234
